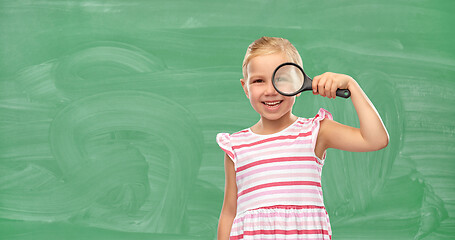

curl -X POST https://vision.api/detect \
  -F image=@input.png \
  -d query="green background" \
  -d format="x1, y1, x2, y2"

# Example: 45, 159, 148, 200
1, 0, 454, 239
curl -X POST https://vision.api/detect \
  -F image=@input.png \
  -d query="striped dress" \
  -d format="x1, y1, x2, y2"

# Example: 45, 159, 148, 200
216, 108, 333, 240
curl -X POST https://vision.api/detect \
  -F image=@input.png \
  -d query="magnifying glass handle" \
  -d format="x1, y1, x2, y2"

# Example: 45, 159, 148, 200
336, 89, 351, 98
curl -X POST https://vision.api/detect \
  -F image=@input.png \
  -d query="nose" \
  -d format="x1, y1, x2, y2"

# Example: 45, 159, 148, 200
265, 79, 278, 95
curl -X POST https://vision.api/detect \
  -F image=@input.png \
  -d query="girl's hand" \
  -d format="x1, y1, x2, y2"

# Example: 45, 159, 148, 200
312, 72, 354, 99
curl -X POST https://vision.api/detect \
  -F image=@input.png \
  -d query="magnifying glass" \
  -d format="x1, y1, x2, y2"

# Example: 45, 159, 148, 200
272, 62, 351, 98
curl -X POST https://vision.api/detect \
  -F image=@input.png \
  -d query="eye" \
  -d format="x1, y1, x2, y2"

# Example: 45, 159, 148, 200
252, 79, 264, 83
276, 77, 289, 82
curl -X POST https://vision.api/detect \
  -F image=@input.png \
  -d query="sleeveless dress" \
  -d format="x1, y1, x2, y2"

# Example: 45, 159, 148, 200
216, 108, 333, 240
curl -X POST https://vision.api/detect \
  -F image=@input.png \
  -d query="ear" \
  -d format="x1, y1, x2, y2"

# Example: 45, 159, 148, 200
240, 78, 250, 99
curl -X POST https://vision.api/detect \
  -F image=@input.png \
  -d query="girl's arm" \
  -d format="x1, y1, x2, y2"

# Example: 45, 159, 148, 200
312, 73, 389, 158
217, 154, 237, 240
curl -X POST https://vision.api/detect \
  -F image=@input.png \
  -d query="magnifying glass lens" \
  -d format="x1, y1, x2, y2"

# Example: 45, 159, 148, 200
273, 64, 305, 95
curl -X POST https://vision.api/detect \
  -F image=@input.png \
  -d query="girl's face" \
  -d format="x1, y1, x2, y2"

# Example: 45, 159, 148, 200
241, 53, 297, 122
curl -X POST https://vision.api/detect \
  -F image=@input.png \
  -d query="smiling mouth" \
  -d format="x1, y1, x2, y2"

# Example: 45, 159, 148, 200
262, 100, 283, 107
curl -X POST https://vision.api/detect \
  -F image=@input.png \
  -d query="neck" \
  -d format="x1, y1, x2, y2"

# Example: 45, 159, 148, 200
255, 112, 298, 135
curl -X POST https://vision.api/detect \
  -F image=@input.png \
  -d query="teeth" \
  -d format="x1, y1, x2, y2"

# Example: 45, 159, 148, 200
263, 101, 282, 106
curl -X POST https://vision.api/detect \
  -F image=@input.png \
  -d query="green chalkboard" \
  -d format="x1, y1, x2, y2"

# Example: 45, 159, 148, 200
1, 1, 454, 239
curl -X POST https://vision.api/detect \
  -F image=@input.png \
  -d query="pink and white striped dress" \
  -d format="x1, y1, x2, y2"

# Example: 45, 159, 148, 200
216, 108, 333, 240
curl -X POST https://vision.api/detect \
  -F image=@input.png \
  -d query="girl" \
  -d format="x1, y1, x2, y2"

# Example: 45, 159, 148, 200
216, 37, 389, 240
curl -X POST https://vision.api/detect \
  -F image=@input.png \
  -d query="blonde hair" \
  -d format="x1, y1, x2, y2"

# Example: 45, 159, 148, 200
242, 36, 303, 79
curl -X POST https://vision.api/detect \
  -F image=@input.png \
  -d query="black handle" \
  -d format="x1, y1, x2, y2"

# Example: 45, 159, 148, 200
336, 89, 351, 98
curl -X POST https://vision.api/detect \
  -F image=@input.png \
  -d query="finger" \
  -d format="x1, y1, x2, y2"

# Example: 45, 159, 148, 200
318, 76, 326, 97
331, 81, 338, 99
325, 78, 333, 98
312, 75, 320, 94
